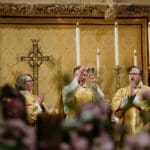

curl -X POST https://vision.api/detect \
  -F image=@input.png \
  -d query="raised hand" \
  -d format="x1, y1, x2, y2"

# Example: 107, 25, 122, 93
37, 93, 45, 104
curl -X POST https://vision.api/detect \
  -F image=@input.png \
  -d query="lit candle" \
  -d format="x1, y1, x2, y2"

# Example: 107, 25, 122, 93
148, 22, 150, 65
133, 49, 137, 66
96, 49, 100, 78
114, 22, 119, 66
76, 22, 80, 66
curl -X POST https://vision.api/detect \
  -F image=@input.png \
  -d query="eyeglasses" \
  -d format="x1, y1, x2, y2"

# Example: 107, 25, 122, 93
129, 73, 140, 76
25, 80, 33, 82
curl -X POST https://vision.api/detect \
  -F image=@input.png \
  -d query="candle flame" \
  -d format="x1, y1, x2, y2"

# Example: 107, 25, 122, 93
97, 49, 100, 54
76, 22, 79, 27
115, 22, 118, 27
134, 50, 137, 55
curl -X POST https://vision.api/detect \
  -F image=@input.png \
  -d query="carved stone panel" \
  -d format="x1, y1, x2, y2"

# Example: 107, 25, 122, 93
0, 3, 149, 20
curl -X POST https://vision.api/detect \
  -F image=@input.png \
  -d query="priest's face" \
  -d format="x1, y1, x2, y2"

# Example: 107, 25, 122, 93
129, 68, 142, 87
25, 75, 33, 92
79, 70, 88, 86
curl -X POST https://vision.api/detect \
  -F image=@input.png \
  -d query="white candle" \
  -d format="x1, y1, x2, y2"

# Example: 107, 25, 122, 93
76, 22, 80, 66
114, 22, 119, 66
96, 49, 100, 78
133, 49, 137, 66
148, 22, 150, 65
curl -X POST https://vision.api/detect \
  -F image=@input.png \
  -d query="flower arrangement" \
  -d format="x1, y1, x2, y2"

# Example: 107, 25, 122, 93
0, 119, 36, 150
61, 100, 150, 150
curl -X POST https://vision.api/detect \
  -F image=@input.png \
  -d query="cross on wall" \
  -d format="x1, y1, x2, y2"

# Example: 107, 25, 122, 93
20, 39, 54, 95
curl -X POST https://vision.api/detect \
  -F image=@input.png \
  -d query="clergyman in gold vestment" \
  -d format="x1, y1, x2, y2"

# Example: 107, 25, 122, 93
111, 66, 150, 135
15, 74, 46, 125
62, 66, 104, 119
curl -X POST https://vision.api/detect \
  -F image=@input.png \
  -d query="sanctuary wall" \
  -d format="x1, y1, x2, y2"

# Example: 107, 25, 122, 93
0, 18, 148, 109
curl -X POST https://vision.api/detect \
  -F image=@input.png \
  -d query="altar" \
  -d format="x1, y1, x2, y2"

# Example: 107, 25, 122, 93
0, 0, 149, 110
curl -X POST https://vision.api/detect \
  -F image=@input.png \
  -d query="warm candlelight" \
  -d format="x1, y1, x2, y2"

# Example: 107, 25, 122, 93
114, 22, 119, 66
76, 22, 80, 66
96, 49, 100, 78
133, 49, 137, 66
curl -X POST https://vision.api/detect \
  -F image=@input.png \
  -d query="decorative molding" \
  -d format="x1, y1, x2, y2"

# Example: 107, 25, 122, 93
0, 3, 28, 16
0, 3, 104, 17
119, 5, 149, 17
33, 4, 105, 17
0, 3, 149, 19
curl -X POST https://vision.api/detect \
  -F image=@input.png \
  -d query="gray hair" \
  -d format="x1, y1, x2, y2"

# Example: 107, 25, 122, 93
15, 74, 33, 91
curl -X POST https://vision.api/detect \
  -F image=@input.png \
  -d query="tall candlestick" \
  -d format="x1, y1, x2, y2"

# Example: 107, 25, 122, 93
96, 49, 100, 78
133, 49, 137, 66
114, 22, 119, 66
76, 22, 80, 66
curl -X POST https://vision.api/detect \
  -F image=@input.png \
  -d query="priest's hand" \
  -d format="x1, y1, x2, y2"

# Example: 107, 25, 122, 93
128, 85, 136, 97
37, 93, 45, 104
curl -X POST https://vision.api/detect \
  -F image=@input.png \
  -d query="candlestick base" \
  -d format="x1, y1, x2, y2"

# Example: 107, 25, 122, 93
113, 65, 121, 89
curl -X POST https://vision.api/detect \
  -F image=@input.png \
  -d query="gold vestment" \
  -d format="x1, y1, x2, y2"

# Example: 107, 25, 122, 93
66, 86, 99, 119
111, 85, 150, 134
21, 91, 41, 124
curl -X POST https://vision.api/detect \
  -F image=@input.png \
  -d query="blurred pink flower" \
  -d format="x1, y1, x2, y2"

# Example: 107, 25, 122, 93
91, 133, 115, 150
141, 90, 150, 101
2, 119, 36, 150
124, 132, 150, 150
61, 101, 150, 150
60, 142, 70, 150
71, 136, 89, 150
77, 101, 111, 122
137, 132, 150, 148
75, 122, 93, 132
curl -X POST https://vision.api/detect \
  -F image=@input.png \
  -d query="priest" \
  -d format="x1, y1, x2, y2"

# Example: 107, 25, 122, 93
111, 66, 150, 135
62, 66, 104, 119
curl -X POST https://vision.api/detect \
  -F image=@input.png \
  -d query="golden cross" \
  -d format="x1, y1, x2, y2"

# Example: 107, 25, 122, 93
21, 39, 54, 95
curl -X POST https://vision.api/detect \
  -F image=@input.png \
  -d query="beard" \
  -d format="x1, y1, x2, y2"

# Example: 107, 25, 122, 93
130, 80, 138, 88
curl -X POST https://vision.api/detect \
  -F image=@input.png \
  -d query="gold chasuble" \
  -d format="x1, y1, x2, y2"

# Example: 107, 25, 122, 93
111, 85, 150, 135
75, 86, 97, 106
67, 86, 99, 119
21, 91, 41, 125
